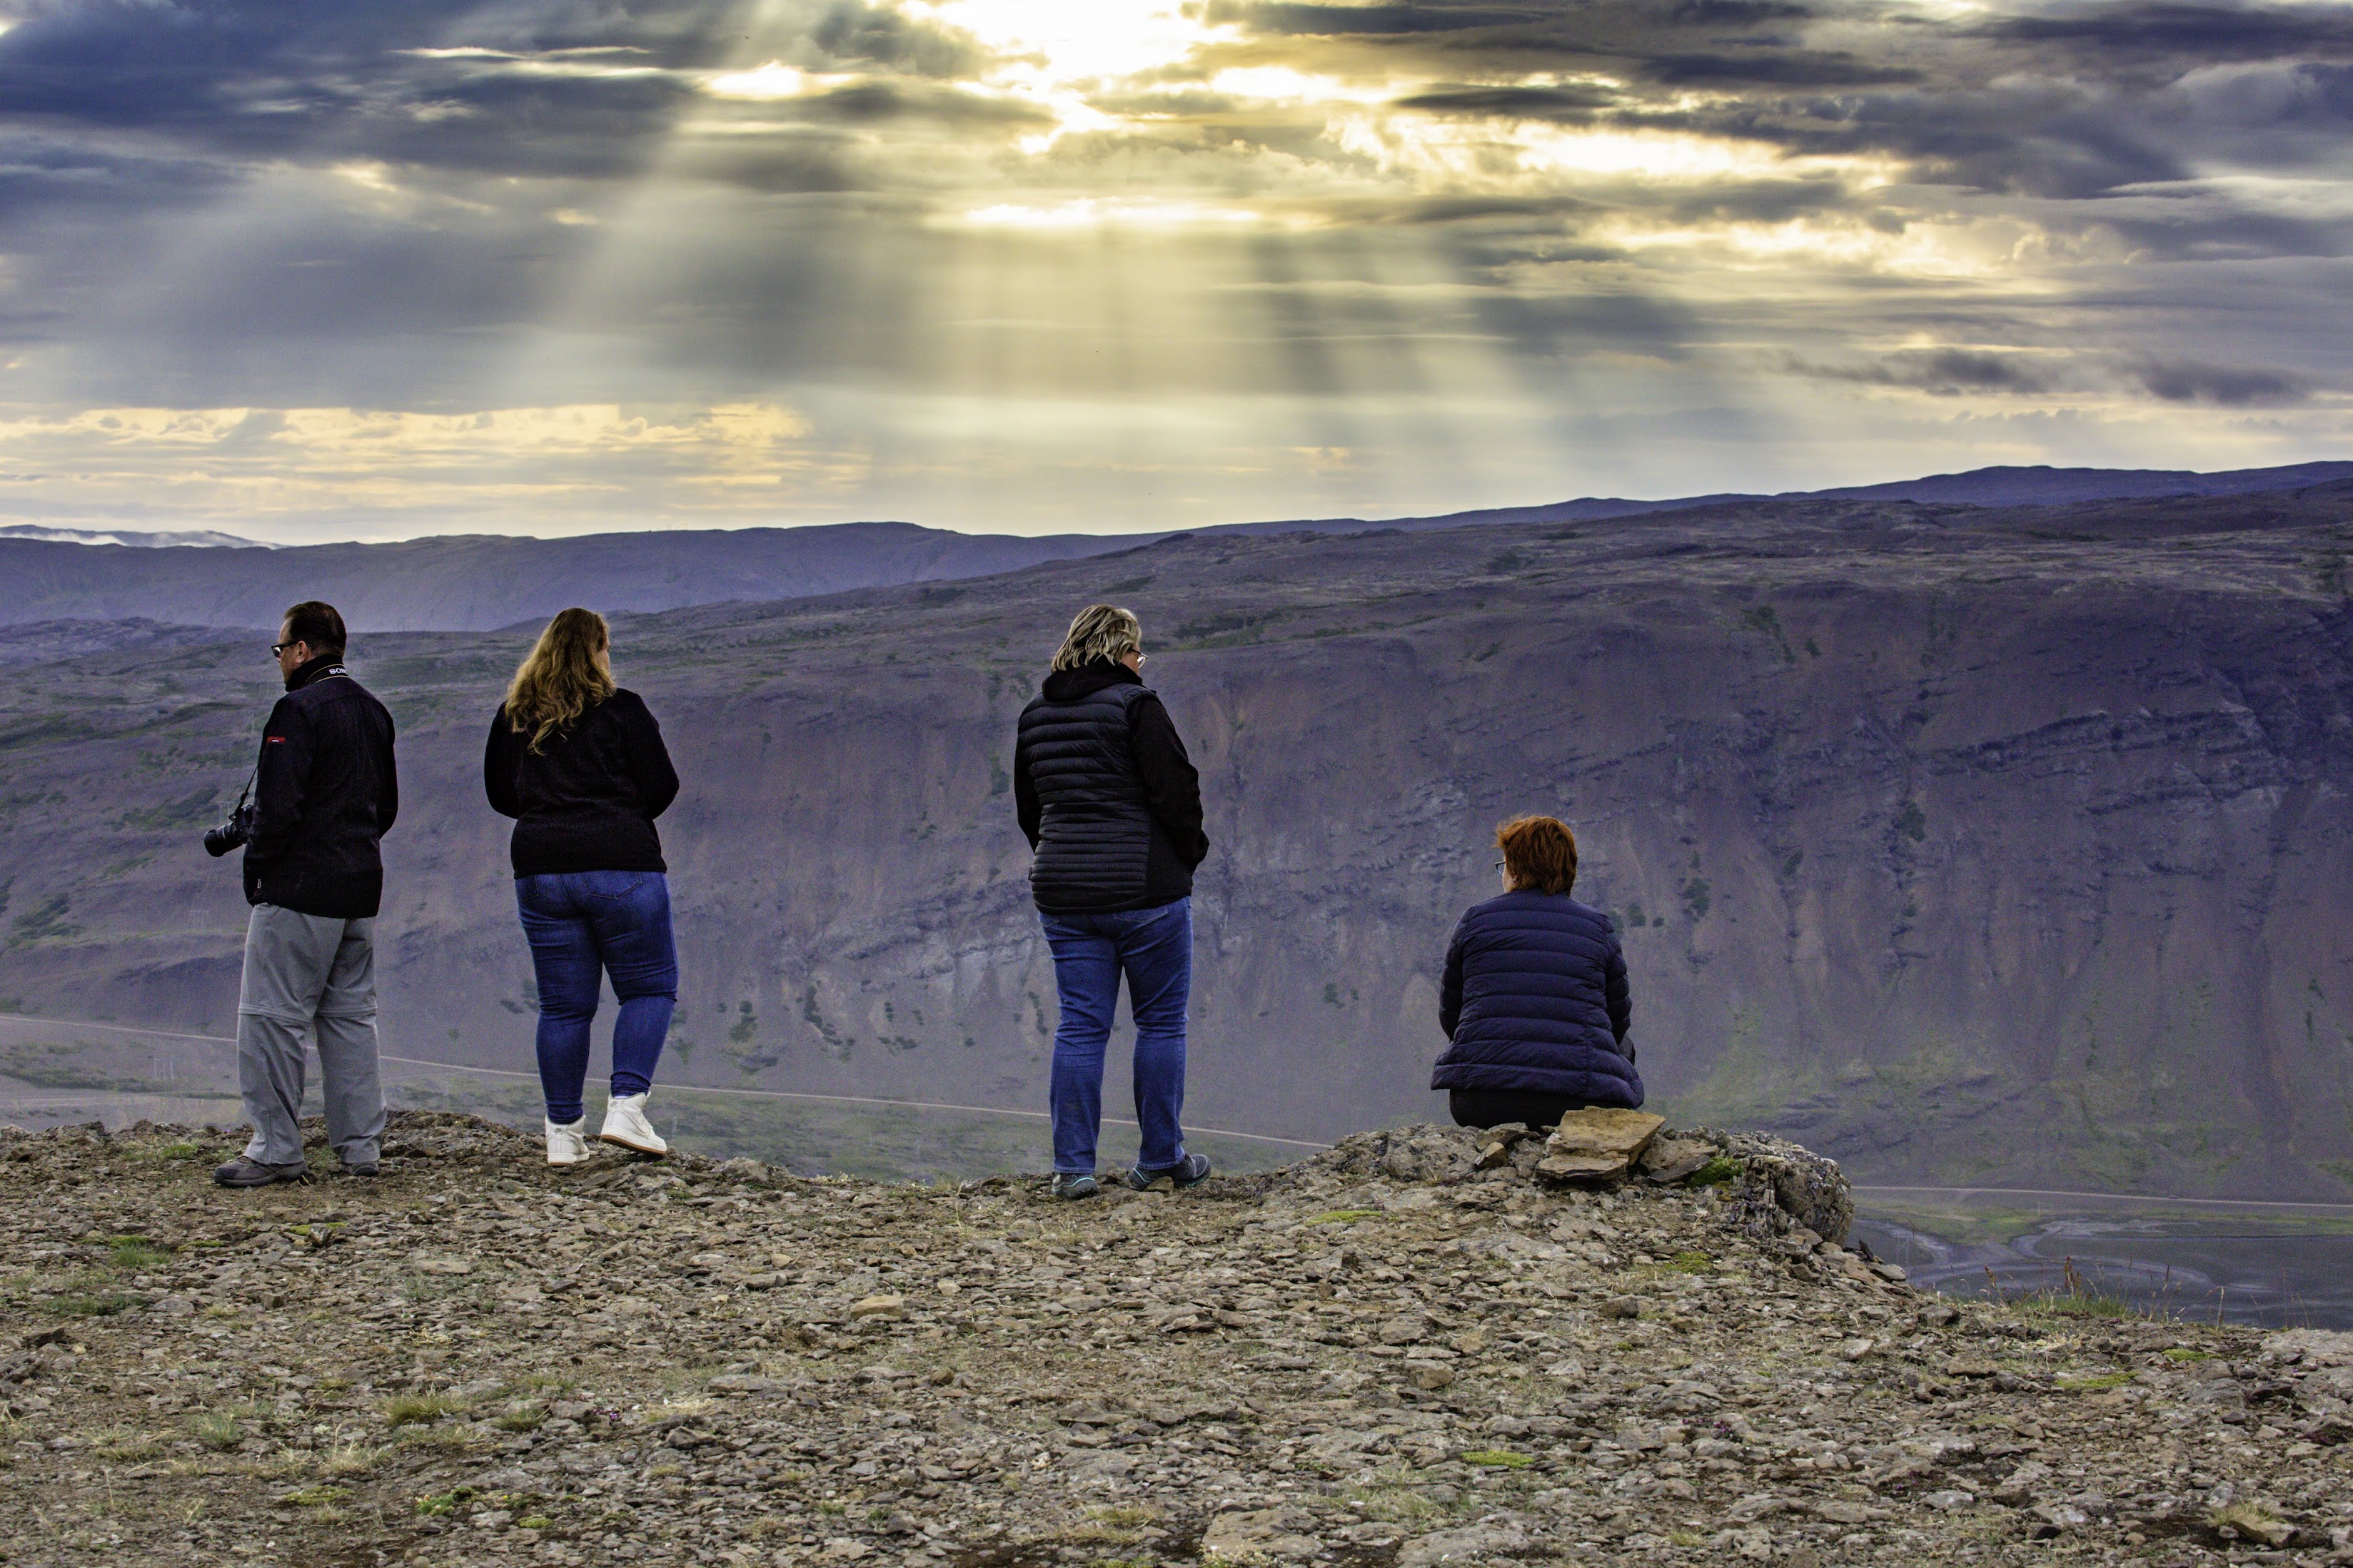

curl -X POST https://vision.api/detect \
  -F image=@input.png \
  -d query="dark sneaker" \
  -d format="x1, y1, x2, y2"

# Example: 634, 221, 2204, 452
338, 1160, 379, 1178
1122, 1153, 1211, 1192
213, 1156, 307, 1188
1051, 1173, 1101, 1201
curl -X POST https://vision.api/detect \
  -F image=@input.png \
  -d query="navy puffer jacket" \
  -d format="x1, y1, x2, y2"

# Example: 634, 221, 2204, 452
1430, 891, 1641, 1106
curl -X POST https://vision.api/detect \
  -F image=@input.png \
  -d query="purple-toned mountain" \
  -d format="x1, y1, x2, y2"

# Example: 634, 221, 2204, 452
0, 482, 2348, 1198
0, 460, 2345, 632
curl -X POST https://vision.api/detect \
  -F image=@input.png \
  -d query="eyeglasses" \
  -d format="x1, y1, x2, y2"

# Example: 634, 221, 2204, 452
269, 641, 301, 657
1495, 860, 1507, 871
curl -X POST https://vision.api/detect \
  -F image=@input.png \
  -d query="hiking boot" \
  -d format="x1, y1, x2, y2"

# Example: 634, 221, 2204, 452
1051, 1172, 1101, 1201
338, 1159, 379, 1178
1122, 1152, 1211, 1192
545, 1116, 591, 1165
599, 1092, 668, 1157
213, 1155, 306, 1188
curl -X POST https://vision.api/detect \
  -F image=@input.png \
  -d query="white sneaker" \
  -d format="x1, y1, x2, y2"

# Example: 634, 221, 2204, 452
545, 1116, 590, 1166
599, 1092, 668, 1157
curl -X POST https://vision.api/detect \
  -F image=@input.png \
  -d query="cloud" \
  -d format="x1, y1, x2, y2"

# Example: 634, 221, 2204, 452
2130, 359, 2309, 406
810, 2, 989, 78
1785, 350, 2065, 397
0, 0, 2348, 537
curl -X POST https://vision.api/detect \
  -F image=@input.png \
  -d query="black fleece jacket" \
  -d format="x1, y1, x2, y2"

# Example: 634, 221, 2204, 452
484, 689, 680, 876
242, 654, 399, 919
1014, 661, 1209, 910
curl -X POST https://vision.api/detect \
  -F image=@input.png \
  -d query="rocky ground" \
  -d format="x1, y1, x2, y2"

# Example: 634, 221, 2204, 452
4, 1112, 2351, 1568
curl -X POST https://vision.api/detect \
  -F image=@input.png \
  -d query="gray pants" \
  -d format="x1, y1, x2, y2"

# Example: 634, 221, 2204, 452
236, 904, 386, 1168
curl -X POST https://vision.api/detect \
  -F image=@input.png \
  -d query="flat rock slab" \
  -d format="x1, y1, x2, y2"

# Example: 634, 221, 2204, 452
1534, 1109, 1665, 1182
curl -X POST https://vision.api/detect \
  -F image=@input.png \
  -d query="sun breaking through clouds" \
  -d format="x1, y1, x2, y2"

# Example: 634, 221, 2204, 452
0, 0, 2348, 539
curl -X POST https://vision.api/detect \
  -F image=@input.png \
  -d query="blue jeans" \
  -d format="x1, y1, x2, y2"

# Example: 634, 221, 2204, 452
1040, 896, 1191, 1175
515, 871, 678, 1124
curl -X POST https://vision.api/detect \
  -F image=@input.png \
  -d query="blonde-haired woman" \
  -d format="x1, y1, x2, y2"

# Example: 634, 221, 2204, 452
1014, 603, 1211, 1198
485, 607, 681, 1163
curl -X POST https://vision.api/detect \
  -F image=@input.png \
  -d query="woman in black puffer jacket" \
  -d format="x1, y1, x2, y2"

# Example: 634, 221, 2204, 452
1430, 814, 1640, 1129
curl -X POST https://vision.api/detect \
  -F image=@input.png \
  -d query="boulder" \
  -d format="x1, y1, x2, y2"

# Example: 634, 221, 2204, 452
1693, 1128, 1855, 1244
1533, 1109, 1666, 1182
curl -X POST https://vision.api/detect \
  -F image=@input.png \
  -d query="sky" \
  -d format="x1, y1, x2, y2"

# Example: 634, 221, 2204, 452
0, 0, 2349, 542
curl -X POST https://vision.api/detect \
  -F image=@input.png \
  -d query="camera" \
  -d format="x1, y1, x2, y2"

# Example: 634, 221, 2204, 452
203, 779, 255, 858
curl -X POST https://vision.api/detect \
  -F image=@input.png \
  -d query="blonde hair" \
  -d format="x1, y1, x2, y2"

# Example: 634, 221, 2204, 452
504, 607, 615, 752
1051, 603, 1142, 672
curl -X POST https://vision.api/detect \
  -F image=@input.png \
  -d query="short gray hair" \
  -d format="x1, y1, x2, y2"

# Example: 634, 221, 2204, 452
1052, 603, 1142, 672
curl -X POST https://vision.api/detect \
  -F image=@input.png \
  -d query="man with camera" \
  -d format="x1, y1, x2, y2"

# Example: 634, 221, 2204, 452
205, 601, 399, 1188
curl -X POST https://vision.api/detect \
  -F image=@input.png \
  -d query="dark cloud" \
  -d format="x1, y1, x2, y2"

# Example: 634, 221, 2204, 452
1645, 51, 1922, 87
1982, 3, 2353, 61
1666, 0, 1814, 23
1392, 84, 1619, 119
2131, 359, 2308, 405
1202, 4, 1543, 36
1789, 350, 2064, 396
0, 0, 736, 176
787, 81, 1054, 129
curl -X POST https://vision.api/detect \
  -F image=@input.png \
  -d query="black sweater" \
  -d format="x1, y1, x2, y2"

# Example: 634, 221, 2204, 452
243, 655, 399, 919
483, 689, 680, 876
1014, 662, 1209, 911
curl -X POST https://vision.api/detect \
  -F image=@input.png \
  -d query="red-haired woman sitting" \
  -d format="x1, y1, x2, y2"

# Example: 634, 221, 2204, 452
1429, 815, 1641, 1130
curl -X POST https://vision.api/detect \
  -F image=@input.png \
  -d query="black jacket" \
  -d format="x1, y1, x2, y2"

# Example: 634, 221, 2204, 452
1014, 662, 1208, 913
242, 655, 400, 919
1430, 891, 1641, 1106
484, 689, 680, 876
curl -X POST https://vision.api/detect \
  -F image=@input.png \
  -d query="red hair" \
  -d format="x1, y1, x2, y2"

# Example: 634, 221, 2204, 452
1497, 815, 1577, 894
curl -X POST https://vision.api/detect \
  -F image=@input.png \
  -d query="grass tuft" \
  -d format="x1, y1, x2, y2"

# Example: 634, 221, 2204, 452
1458, 1449, 1533, 1468
322, 1443, 386, 1476
2014, 1289, 2140, 1321
188, 1411, 245, 1451
2055, 1371, 2133, 1393
91, 1427, 165, 1462
107, 1235, 176, 1270
1686, 1155, 1743, 1187
382, 1392, 475, 1427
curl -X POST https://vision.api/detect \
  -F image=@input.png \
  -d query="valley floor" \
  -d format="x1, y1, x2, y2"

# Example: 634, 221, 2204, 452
1, 1114, 2349, 1568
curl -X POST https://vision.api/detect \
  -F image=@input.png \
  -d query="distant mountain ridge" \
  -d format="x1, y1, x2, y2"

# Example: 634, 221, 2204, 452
1, 480, 2350, 1198
1, 460, 2344, 631
0, 524, 266, 548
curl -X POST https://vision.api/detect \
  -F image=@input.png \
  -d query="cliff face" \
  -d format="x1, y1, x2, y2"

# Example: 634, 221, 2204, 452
0, 487, 2349, 1195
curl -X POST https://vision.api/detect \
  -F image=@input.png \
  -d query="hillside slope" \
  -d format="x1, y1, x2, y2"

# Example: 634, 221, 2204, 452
0, 485, 2348, 1195
5, 1114, 2344, 1567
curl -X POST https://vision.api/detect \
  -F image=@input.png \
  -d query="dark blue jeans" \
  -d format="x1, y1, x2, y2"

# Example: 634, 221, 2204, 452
516, 870, 678, 1124
1040, 896, 1191, 1176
